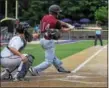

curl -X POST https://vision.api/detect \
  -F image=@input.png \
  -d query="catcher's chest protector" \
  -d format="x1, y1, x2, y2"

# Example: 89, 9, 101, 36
7, 36, 27, 52
19, 37, 27, 51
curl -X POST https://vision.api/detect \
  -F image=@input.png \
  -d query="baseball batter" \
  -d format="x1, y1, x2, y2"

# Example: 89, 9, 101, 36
29, 5, 72, 76
0, 24, 38, 81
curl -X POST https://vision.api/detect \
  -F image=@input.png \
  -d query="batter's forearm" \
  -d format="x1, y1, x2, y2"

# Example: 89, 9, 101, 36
61, 28, 70, 32
59, 21, 69, 28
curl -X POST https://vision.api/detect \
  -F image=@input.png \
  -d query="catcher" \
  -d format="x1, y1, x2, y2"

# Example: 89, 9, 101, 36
29, 4, 73, 76
0, 23, 38, 81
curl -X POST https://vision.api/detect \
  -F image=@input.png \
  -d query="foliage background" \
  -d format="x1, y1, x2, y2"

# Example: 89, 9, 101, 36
0, 0, 108, 26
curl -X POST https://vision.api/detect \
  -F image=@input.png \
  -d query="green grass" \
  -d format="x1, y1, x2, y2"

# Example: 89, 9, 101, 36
23, 44, 45, 66
0, 40, 107, 66
22, 40, 107, 66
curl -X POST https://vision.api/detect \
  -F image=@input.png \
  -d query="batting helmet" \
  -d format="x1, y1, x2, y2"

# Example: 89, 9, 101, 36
49, 5, 62, 14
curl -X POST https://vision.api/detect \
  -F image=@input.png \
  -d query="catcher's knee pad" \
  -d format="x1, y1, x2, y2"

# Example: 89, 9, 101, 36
17, 54, 35, 79
27, 54, 35, 65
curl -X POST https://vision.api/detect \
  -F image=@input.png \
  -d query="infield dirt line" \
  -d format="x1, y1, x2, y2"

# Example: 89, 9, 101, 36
54, 79, 106, 84
72, 45, 106, 73
44, 45, 104, 72
1, 45, 107, 87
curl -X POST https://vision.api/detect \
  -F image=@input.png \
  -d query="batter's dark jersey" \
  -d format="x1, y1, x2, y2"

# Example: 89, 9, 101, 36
40, 14, 61, 33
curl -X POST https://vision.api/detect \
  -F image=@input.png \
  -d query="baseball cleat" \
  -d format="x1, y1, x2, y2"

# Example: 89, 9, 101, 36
58, 69, 71, 73
29, 67, 39, 76
57, 67, 71, 73
1, 69, 13, 80
13, 77, 20, 81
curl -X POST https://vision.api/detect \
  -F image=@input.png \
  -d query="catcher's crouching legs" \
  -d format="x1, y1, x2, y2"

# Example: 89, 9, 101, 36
13, 54, 34, 81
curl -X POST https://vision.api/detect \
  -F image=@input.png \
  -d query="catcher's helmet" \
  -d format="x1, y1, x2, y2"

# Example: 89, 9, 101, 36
16, 24, 25, 34
16, 23, 33, 42
49, 5, 62, 14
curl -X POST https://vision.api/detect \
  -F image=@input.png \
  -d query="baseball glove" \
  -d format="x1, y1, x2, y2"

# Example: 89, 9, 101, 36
47, 29, 61, 40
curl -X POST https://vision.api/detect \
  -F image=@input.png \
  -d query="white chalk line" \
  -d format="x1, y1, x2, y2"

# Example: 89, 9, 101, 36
67, 75, 101, 79
56, 40, 83, 45
71, 45, 106, 73
53, 79, 106, 84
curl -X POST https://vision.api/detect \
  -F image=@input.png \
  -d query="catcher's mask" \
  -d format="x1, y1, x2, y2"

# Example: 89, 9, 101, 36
16, 23, 33, 42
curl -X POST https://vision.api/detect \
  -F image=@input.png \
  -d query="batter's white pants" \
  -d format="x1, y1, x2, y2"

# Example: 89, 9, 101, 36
33, 38, 62, 73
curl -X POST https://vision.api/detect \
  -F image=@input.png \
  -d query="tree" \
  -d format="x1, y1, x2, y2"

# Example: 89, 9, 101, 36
19, 0, 108, 26
21, 0, 47, 26
21, 0, 61, 26
59, 0, 108, 20
95, 6, 108, 25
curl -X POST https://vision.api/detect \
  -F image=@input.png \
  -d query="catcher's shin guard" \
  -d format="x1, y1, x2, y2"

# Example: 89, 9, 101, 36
14, 54, 34, 80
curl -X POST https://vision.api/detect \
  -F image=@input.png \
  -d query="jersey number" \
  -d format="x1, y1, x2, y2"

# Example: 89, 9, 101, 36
40, 22, 50, 33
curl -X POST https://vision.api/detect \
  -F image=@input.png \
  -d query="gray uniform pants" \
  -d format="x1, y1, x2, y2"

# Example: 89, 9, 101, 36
33, 38, 62, 72
1, 55, 21, 72
1, 54, 27, 79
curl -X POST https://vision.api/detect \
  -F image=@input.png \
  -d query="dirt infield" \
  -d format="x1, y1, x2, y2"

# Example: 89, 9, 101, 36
1, 45, 108, 87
